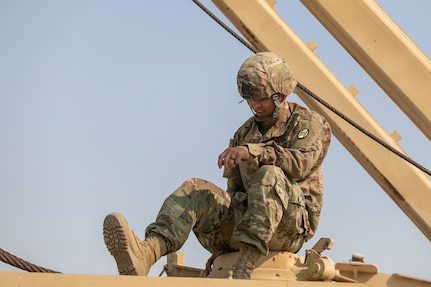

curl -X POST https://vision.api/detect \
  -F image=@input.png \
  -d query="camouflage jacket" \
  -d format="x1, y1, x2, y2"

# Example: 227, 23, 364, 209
224, 101, 332, 237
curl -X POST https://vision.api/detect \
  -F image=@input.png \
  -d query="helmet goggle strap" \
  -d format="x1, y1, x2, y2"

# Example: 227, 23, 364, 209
271, 93, 282, 119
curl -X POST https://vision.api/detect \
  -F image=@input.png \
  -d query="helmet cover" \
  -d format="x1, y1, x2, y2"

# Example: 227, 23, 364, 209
237, 52, 297, 100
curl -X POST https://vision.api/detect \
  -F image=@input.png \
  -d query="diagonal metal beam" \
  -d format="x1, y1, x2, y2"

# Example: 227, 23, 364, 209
301, 0, 431, 141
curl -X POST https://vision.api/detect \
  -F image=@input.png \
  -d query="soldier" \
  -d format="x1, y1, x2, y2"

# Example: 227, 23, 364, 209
103, 52, 332, 279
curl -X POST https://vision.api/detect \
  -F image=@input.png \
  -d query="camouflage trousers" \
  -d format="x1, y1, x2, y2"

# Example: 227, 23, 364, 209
146, 165, 310, 256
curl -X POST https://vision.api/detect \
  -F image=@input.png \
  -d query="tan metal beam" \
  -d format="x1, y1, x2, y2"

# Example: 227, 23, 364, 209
212, 0, 431, 241
301, 0, 431, 141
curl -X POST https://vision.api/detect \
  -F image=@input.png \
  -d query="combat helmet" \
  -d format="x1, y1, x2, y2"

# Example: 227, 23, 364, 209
237, 52, 297, 120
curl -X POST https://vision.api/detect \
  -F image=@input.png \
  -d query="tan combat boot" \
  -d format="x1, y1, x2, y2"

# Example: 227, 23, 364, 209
232, 244, 261, 279
103, 212, 167, 275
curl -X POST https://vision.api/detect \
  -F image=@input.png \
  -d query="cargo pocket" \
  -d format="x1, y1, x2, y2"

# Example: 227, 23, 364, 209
287, 182, 311, 238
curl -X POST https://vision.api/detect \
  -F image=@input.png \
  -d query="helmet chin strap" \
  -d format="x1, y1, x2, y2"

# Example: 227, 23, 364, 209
252, 93, 282, 122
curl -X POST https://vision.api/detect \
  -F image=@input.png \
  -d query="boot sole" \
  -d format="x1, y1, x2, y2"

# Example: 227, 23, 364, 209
103, 213, 142, 275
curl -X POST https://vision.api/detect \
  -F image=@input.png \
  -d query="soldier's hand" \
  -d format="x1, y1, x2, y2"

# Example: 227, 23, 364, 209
218, 146, 249, 171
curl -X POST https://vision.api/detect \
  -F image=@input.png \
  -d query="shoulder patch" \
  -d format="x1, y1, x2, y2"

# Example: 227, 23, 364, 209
297, 128, 309, 139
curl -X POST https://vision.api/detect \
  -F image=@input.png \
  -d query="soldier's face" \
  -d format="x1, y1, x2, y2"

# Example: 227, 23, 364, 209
247, 97, 275, 118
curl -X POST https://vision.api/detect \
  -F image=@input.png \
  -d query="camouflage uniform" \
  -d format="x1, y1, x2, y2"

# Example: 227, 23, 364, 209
146, 101, 331, 256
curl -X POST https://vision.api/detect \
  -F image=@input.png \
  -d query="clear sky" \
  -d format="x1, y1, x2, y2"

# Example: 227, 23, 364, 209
1, 0, 430, 281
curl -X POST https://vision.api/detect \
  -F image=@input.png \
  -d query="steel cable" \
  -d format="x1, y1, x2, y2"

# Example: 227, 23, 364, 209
0, 247, 61, 273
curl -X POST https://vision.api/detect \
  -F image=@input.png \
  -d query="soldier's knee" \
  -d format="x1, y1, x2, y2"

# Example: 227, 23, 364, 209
183, 178, 219, 190
255, 165, 284, 179
179, 178, 226, 199
182, 178, 214, 189
182, 178, 203, 188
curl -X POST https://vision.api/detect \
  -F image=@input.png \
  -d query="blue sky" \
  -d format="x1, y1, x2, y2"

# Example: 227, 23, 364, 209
0, 0, 430, 280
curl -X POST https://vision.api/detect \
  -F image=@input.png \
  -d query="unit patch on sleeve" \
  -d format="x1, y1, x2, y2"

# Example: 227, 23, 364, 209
297, 128, 309, 139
